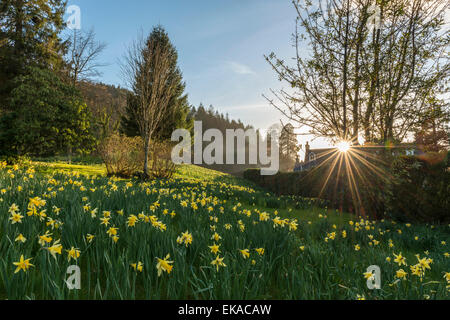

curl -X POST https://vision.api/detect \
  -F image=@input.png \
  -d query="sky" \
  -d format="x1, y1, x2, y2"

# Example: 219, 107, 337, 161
63, 0, 342, 153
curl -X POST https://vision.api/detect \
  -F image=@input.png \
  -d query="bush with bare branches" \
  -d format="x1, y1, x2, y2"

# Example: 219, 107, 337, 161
98, 133, 144, 177
149, 141, 177, 179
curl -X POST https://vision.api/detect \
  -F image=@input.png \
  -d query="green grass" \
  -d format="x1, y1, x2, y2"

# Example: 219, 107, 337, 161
0, 161, 448, 300
33, 161, 107, 177
32, 161, 250, 186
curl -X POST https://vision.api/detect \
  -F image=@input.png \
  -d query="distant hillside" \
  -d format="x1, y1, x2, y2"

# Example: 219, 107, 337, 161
78, 80, 129, 128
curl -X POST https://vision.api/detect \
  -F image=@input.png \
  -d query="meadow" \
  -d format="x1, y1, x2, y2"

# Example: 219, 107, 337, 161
0, 161, 448, 300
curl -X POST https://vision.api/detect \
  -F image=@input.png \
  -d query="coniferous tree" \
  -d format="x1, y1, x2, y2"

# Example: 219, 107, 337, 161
120, 26, 193, 141
0, 0, 67, 109
279, 124, 300, 160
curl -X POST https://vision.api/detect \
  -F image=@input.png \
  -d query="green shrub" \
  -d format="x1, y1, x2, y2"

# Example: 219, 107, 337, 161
0, 155, 32, 166
385, 152, 450, 224
0, 66, 96, 157
244, 152, 450, 223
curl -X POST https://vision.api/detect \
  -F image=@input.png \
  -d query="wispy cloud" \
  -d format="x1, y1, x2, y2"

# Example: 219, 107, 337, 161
226, 61, 255, 75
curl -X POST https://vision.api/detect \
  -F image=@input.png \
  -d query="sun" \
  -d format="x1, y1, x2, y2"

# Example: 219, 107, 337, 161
336, 141, 351, 153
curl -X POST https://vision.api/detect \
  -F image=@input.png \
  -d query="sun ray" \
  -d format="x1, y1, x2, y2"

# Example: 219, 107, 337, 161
298, 141, 401, 216
318, 151, 343, 196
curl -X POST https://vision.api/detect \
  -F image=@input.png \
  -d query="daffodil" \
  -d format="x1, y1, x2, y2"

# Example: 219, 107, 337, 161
86, 234, 95, 243
364, 272, 375, 282
9, 212, 24, 224
156, 254, 173, 276
259, 212, 269, 222
29, 197, 46, 208
211, 232, 221, 242
47, 240, 63, 259
106, 227, 118, 237
13, 255, 34, 273
255, 248, 265, 256
131, 261, 144, 272
38, 231, 53, 246
100, 217, 110, 226
410, 264, 425, 279
416, 255, 432, 270
127, 214, 138, 227
211, 255, 226, 272
393, 252, 408, 266
15, 233, 27, 243
239, 249, 250, 259
8, 203, 20, 214
444, 272, 450, 283
209, 243, 220, 254
66, 247, 80, 262
395, 269, 407, 280
289, 220, 298, 231
176, 231, 193, 247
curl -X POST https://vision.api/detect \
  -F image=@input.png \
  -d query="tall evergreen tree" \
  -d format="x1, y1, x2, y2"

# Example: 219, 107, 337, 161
120, 26, 193, 140
0, 0, 67, 109
279, 124, 300, 159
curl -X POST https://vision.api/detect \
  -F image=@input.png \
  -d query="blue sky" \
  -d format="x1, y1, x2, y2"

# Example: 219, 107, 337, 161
65, 0, 331, 150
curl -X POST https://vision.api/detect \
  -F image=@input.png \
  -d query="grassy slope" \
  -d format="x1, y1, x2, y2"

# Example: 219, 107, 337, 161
31, 161, 449, 246
30, 161, 358, 230
28, 161, 380, 226
33, 161, 239, 182
2, 160, 448, 299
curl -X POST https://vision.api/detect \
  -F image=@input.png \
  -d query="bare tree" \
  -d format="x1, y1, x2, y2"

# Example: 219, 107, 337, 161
66, 28, 107, 85
265, 0, 449, 145
361, 0, 449, 143
264, 0, 368, 142
121, 29, 178, 178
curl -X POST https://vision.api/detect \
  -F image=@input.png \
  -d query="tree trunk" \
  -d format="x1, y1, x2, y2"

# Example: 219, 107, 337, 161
352, 18, 364, 145
143, 137, 150, 179
67, 146, 72, 164
364, 25, 381, 144
342, 0, 350, 140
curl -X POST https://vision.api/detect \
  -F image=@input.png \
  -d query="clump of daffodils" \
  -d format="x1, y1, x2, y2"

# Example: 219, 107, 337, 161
177, 231, 193, 247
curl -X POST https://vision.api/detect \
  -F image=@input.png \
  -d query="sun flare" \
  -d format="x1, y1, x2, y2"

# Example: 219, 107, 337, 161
336, 141, 351, 153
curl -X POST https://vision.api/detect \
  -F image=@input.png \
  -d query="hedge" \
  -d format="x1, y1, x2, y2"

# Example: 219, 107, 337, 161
244, 152, 450, 223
